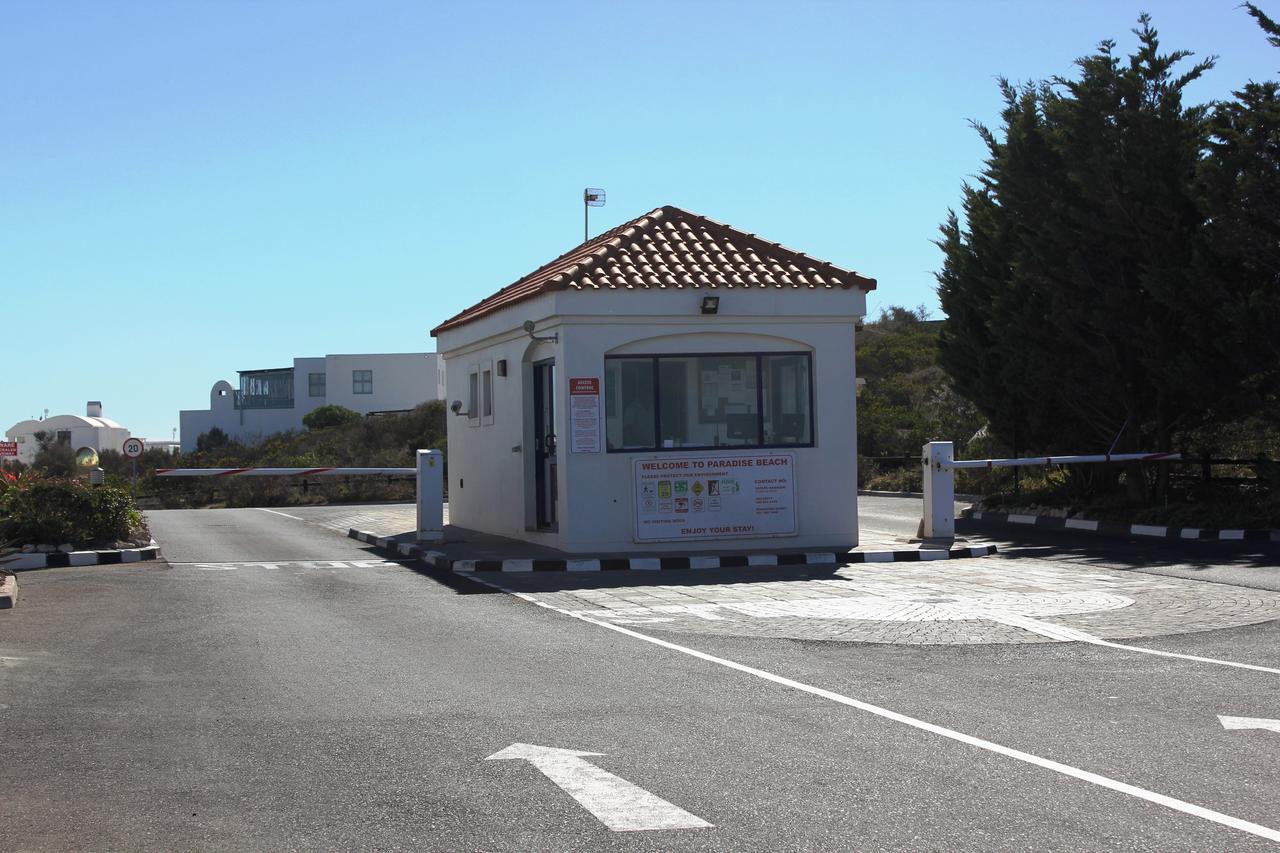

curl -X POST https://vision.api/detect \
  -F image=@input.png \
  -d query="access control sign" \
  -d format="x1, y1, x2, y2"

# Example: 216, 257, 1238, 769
633, 453, 796, 542
0, 442, 16, 457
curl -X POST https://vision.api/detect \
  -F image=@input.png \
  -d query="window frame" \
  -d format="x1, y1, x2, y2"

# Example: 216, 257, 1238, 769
481, 361, 494, 425
352, 369, 373, 395
467, 366, 480, 427
604, 351, 815, 453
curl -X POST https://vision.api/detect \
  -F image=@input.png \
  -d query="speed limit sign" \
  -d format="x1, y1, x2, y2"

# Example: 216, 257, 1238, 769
122, 437, 145, 459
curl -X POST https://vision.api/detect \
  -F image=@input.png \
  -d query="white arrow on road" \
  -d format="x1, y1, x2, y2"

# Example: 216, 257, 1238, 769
1219, 715, 1280, 735
486, 743, 712, 832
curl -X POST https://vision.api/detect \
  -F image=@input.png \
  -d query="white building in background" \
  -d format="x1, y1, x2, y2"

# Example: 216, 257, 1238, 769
179, 352, 445, 452
5, 402, 132, 466
432, 205, 875, 555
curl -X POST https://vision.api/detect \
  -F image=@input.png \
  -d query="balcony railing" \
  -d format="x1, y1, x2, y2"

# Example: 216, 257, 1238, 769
233, 391, 295, 410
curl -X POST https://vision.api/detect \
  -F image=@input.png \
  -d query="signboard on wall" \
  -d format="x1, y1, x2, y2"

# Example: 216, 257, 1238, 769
632, 453, 796, 542
569, 377, 601, 453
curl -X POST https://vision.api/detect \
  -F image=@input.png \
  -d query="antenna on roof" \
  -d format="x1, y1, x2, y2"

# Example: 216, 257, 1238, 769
583, 188, 605, 243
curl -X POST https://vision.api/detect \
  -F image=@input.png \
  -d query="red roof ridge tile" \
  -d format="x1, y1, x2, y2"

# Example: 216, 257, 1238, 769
431, 205, 875, 336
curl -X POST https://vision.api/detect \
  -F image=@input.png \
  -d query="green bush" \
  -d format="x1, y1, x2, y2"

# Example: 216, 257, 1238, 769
1, 479, 142, 546
303, 405, 361, 430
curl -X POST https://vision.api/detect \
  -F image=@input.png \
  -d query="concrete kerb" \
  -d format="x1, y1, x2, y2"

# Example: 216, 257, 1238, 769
0, 571, 16, 609
0, 541, 162, 571
348, 528, 998, 573
964, 509, 1280, 543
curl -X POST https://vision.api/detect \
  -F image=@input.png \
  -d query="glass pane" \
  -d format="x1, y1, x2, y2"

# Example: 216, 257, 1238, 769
604, 358, 655, 450
762, 354, 812, 445
659, 355, 757, 448
482, 370, 493, 417
468, 372, 479, 417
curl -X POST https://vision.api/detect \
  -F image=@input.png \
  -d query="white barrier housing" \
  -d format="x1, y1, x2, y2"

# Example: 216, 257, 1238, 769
416, 449, 444, 543
922, 441, 956, 538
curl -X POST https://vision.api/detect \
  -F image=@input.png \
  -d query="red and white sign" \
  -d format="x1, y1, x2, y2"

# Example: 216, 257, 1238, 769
0, 441, 17, 457
569, 377, 601, 454
633, 453, 796, 542
122, 437, 145, 459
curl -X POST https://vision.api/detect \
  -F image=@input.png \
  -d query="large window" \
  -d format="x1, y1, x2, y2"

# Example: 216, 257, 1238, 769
308, 372, 326, 397
235, 368, 294, 409
352, 370, 373, 395
605, 352, 813, 452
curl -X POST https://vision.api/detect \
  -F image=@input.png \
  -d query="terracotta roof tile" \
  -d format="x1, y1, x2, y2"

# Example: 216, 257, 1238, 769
430, 205, 876, 336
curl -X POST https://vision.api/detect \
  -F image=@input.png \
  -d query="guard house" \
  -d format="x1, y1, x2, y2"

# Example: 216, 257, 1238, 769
431, 206, 875, 554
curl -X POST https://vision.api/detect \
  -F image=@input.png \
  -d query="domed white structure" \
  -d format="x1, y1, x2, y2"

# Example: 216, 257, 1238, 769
4, 402, 132, 466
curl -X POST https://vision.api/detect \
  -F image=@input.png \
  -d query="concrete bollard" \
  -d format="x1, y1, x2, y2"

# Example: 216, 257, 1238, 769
922, 441, 955, 539
416, 449, 445, 543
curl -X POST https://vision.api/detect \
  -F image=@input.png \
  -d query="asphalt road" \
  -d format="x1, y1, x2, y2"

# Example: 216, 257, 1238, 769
1, 505, 1277, 850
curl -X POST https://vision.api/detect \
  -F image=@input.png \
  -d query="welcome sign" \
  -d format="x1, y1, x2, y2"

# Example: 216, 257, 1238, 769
632, 453, 796, 542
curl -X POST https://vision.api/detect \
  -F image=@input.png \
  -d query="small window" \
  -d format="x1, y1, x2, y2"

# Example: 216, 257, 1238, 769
468, 370, 480, 423
482, 369, 493, 420
353, 370, 373, 395
309, 373, 326, 397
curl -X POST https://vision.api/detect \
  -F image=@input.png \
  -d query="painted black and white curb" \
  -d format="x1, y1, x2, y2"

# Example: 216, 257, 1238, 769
348, 528, 997, 572
966, 510, 1279, 542
0, 542, 162, 571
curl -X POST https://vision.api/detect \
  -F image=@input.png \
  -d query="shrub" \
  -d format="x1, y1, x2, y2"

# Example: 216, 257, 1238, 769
1, 479, 142, 546
303, 405, 361, 430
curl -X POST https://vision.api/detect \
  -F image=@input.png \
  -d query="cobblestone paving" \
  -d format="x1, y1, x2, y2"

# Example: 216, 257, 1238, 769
291, 503, 1280, 645
485, 559, 1280, 645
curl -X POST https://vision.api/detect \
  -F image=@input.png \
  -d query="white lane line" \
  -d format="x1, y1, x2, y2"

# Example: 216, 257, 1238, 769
487, 743, 712, 831
256, 508, 304, 521
1218, 715, 1280, 735
475, 577, 1280, 845
981, 612, 1280, 675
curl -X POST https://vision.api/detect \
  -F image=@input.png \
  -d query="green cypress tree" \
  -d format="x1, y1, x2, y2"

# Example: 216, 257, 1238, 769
936, 14, 1279, 496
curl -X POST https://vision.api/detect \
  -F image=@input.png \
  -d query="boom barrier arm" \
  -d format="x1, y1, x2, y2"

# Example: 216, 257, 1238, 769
921, 442, 1181, 539
155, 467, 413, 477
155, 450, 446, 544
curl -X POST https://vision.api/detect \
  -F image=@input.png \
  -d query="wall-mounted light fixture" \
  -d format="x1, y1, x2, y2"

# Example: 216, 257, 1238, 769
700, 296, 720, 315
522, 320, 559, 344
496, 359, 508, 377
449, 400, 467, 417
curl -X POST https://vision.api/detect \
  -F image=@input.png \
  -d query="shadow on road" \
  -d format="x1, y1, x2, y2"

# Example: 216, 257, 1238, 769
956, 519, 1280, 571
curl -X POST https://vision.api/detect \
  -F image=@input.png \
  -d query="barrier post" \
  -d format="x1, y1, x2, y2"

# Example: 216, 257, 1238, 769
417, 449, 444, 543
922, 441, 955, 539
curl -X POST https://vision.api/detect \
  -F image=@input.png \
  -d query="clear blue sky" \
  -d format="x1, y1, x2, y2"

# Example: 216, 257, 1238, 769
2, 0, 1275, 441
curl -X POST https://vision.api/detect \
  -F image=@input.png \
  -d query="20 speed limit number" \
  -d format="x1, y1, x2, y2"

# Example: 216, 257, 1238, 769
122, 437, 145, 459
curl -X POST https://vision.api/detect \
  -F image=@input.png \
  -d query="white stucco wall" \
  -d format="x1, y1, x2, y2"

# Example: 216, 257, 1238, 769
179, 352, 441, 452
324, 353, 439, 414
437, 287, 865, 554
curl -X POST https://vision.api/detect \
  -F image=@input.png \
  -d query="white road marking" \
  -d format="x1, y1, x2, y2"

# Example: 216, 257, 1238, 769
478, 578, 1280, 845
486, 743, 712, 832
984, 612, 1280, 675
1219, 715, 1280, 735
256, 508, 304, 521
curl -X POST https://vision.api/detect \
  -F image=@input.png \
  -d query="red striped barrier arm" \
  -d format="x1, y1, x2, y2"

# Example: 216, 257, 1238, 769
155, 467, 415, 477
